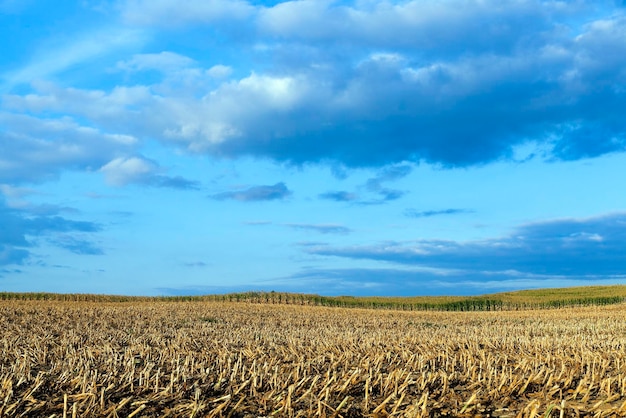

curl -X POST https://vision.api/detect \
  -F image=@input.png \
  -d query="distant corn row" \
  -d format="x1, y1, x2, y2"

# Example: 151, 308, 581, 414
2, 301, 626, 417
0, 290, 624, 311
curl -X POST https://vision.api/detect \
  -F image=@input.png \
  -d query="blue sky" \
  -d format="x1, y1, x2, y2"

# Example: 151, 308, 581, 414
1, 0, 626, 296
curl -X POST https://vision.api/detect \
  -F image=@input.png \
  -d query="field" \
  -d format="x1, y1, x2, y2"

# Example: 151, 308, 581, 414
2, 296, 626, 417
3, 284, 626, 310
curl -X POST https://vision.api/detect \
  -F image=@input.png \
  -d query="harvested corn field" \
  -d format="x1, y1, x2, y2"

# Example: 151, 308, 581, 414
1, 300, 626, 417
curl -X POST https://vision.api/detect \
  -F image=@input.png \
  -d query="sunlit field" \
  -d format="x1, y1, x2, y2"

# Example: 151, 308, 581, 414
2, 292, 626, 417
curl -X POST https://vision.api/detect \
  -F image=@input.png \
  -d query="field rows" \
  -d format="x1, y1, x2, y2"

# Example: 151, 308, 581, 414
2, 286, 626, 311
1, 301, 626, 416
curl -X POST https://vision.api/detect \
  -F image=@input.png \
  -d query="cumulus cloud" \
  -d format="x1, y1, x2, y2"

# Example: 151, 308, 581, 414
100, 157, 154, 186
207, 64, 233, 79
3, 0, 626, 175
115, 52, 225, 91
257, 0, 571, 50
99, 156, 199, 189
210, 182, 292, 201
0, 112, 137, 184
307, 213, 626, 277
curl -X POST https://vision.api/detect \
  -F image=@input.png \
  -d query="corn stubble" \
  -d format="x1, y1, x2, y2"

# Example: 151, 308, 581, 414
1, 301, 626, 417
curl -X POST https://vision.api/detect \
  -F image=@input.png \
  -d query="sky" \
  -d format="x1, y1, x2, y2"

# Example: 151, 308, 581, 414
1, 0, 626, 296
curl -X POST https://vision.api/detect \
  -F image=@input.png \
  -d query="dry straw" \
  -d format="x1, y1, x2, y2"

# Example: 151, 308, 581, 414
1, 300, 626, 416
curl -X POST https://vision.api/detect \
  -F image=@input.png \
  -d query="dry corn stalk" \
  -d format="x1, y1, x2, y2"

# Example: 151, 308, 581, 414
1, 300, 626, 416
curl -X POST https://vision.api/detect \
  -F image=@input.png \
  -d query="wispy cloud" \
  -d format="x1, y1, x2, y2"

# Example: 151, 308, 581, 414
0, 184, 39, 199
50, 235, 104, 255
405, 208, 474, 218
0, 199, 103, 265
2, 26, 145, 92
210, 182, 292, 202
320, 164, 411, 205
0, 184, 77, 215
24, 216, 100, 233
243, 220, 272, 226
149, 175, 200, 190
183, 261, 209, 268
116, 51, 196, 73
318, 191, 358, 202
362, 164, 411, 202
0, 246, 29, 266
285, 223, 351, 235
243, 221, 351, 234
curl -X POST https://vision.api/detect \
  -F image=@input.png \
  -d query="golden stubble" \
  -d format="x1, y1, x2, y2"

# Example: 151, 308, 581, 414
1, 301, 626, 417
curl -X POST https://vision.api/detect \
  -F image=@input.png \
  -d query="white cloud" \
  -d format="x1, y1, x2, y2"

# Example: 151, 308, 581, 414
0, 184, 37, 199
100, 156, 156, 186
3, 2, 626, 170
117, 52, 196, 73
150, 72, 317, 149
0, 184, 41, 209
258, 0, 343, 38
98, 156, 200, 190
0, 111, 140, 184
256, 0, 581, 51
4, 83, 154, 136
207, 65, 233, 79
235, 73, 301, 109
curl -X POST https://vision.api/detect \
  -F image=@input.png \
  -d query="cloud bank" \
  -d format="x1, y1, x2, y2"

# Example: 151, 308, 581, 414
0, 198, 103, 266
307, 213, 626, 277
1, 0, 625, 185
